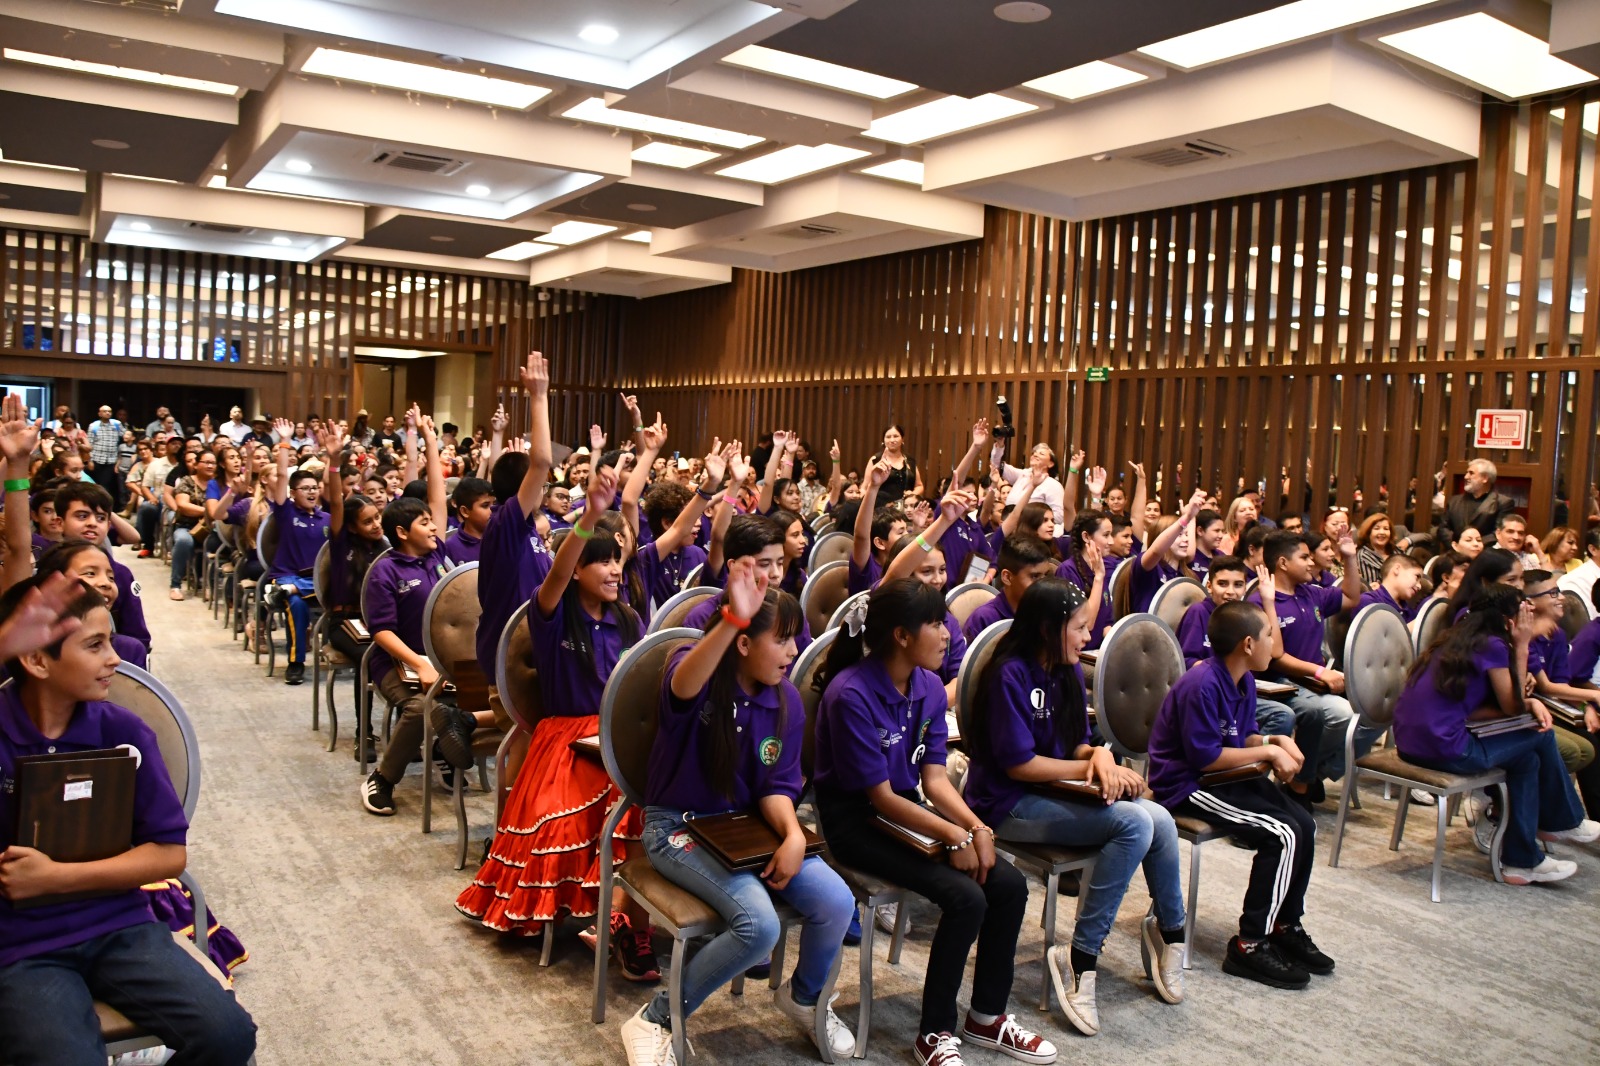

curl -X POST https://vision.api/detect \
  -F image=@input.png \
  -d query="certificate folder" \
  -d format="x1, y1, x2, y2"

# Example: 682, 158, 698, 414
12, 748, 137, 909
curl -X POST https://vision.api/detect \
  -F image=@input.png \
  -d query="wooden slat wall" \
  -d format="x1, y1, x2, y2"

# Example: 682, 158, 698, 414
624, 96, 1600, 530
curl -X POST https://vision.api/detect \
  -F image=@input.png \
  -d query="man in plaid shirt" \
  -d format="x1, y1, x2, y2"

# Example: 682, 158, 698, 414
87, 404, 125, 508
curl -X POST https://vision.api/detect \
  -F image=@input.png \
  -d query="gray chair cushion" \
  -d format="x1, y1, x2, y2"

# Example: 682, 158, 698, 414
1343, 604, 1413, 729
1095, 614, 1183, 756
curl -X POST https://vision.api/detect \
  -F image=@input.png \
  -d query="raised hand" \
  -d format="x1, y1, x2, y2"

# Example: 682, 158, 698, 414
1070, 449, 1086, 471
1336, 531, 1357, 560
971, 418, 992, 449
1128, 461, 1145, 481
829, 439, 841, 463
1085, 466, 1107, 497
490, 404, 508, 435
589, 424, 607, 453
940, 489, 973, 523
519, 351, 549, 397
1027, 466, 1047, 489
406, 403, 421, 430
868, 458, 891, 488
587, 465, 618, 514
317, 422, 347, 456
1083, 539, 1104, 577
507, 436, 528, 455
771, 429, 791, 453
272, 417, 295, 443
724, 557, 768, 621
727, 450, 751, 487
640, 413, 667, 452
1254, 563, 1274, 593
621, 393, 641, 424
418, 413, 437, 441
783, 431, 798, 457
0, 394, 40, 469
990, 441, 1006, 468
1183, 488, 1207, 519
703, 438, 728, 485
0, 571, 84, 662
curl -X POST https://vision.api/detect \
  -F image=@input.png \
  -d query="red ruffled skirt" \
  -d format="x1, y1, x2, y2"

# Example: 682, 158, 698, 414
455, 714, 640, 931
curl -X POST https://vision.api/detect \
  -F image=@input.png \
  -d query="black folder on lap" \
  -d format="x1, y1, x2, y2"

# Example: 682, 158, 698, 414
11, 748, 137, 909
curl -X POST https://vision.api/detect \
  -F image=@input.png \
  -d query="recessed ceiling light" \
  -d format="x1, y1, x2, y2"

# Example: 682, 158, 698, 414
859, 158, 925, 184
271, 236, 293, 246
284, 159, 313, 173
539, 220, 618, 245
465, 183, 492, 197
128, 221, 153, 232
579, 24, 619, 45
630, 142, 722, 168
994, 3, 1052, 24
430, 235, 455, 243
1139, 0, 1435, 70
562, 97, 764, 149
1024, 60, 1147, 101
864, 94, 1037, 144
626, 202, 657, 212
2, 48, 240, 95
91, 138, 129, 150
716, 143, 871, 184
720, 44, 916, 99
486, 241, 558, 261
300, 47, 551, 110
620, 230, 651, 243
1377, 13, 1596, 100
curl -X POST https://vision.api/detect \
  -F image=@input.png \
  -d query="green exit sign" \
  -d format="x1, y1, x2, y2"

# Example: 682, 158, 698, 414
1085, 366, 1111, 382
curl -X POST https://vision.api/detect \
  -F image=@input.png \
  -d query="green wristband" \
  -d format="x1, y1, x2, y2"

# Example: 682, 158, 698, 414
3, 478, 27, 492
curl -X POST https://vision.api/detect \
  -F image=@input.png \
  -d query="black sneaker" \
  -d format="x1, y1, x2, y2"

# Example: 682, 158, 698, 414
362, 771, 396, 816
1270, 925, 1335, 975
352, 735, 378, 763
433, 743, 457, 791
284, 663, 305, 686
431, 703, 476, 770
1222, 935, 1309, 989
614, 917, 661, 983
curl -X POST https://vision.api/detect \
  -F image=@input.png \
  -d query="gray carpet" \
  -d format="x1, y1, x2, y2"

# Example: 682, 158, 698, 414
130, 547, 1600, 1066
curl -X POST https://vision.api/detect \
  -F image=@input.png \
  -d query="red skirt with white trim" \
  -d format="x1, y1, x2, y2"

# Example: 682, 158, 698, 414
454, 713, 639, 932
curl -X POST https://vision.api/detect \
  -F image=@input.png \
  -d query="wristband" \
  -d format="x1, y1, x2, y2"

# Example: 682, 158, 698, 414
1261, 735, 1275, 748
1068, 466, 1080, 474
634, 424, 645, 433
972, 825, 994, 837
3, 478, 27, 492
1313, 665, 1326, 681
571, 523, 595, 540
720, 605, 752, 630
695, 486, 716, 501
914, 534, 933, 552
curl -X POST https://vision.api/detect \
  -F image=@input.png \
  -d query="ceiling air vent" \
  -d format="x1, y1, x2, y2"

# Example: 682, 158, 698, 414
776, 223, 842, 241
185, 221, 256, 236
1129, 139, 1236, 168
369, 150, 468, 176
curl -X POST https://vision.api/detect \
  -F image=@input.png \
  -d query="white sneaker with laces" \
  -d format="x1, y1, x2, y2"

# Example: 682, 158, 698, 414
1409, 788, 1436, 806
1045, 946, 1099, 1036
914, 1032, 965, 1066
875, 902, 906, 935
1502, 856, 1578, 885
621, 1005, 677, 1066
773, 980, 856, 1057
1471, 792, 1497, 855
1140, 914, 1184, 1005
1538, 818, 1600, 844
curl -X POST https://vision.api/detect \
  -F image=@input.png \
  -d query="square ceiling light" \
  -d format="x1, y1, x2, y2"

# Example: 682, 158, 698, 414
562, 98, 763, 149
300, 48, 551, 109
620, 230, 651, 242
486, 241, 558, 261
538, 221, 618, 245
1139, 0, 1437, 69
1023, 61, 1147, 101
720, 44, 917, 99
864, 94, 1037, 145
630, 143, 722, 169
716, 143, 871, 183
1377, 13, 1596, 100
859, 159, 924, 184
2, 48, 240, 95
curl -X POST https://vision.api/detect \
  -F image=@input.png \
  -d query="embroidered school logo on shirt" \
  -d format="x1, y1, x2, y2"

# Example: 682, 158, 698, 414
877, 726, 904, 750
1029, 687, 1048, 719
759, 736, 782, 766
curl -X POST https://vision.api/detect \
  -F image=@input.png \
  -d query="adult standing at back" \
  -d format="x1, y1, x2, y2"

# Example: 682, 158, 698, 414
144, 405, 182, 439
865, 423, 922, 505
994, 439, 1069, 526
86, 405, 124, 506
219, 405, 251, 445
1435, 459, 1515, 544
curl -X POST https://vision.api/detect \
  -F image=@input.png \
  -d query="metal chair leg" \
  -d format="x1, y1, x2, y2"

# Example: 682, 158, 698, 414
1039, 873, 1058, 1011
1330, 769, 1356, 867
854, 905, 877, 1060
887, 897, 908, 965
539, 920, 555, 967
769, 919, 788, 991
1430, 789, 1449, 903
324, 665, 339, 753
1489, 781, 1510, 884
422, 704, 436, 835
311, 623, 322, 732
454, 759, 469, 870
669, 937, 689, 1066
1391, 788, 1412, 851
811, 937, 845, 1065
1182, 840, 1203, 970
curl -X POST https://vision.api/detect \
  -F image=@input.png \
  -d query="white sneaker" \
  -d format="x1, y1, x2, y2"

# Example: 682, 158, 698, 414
875, 902, 906, 935
621, 1004, 677, 1066
773, 979, 856, 1058
1409, 788, 1436, 806
1471, 792, 1497, 855
1538, 818, 1600, 844
1140, 914, 1184, 1005
1045, 946, 1098, 1036
1502, 856, 1578, 885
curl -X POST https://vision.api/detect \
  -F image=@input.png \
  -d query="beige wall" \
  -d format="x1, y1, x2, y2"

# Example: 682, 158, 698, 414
432, 352, 476, 431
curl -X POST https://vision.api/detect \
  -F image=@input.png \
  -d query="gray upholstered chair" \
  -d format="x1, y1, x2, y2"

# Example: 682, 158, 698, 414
945, 581, 998, 629
954, 619, 1099, 1012
354, 548, 393, 771
1094, 611, 1221, 969
252, 511, 279, 672
807, 530, 852, 572
590, 629, 839, 1065
826, 589, 870, 633
1107, 555, 1135, 618
646, 585, 717, 634
680, 562, 704, 591
1560, 591, 1590, 640
1409, 596, 1449, 656
800, 560, 849, 640
1150, 576, 1206, 633
310, 541, 350, 749
1329, 603, 1508, 902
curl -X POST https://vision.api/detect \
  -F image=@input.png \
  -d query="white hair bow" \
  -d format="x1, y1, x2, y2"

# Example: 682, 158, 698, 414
842, 597, 869, 638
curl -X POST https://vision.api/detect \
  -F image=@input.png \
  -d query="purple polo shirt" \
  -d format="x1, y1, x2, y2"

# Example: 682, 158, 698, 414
814, 657, 948, 795
848, 555, 882, 596
527, 594, 629, 718
1248, 581, 1344, 666
938, 516, 987, 581
110, 559, 150, 652
1128, 558, 1178, 615
939, 611, 966, 685
683, 592, 813, 659
636, 541, 708, 610
442, 528, 481, 566
0, 688, 188, 969
475, 500, 554, 679
780, 561, 808, 599
1057, 557, 1112, 648
1176, 596, 1220, 666
30, 532, 54, 560
112, 633, 147, 671
1394, 639, 1510, 762
645, 645, 804, 813
963, 657, 1090, 826
962, 592, 1014, 642
540, 508, 572, 532
1531, 628, 1572, 684
1311, 569, 1338, 589
1192, 550, 1213, 578
1147, 656, 1260, 807
267, 499, 329, 579
1569, 618, 1600, 686
365, 545, 451, 684
1358, 585, 1417, 623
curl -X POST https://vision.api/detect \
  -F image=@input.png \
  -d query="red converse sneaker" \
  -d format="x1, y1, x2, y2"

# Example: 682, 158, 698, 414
961, 1013, 1057, 1064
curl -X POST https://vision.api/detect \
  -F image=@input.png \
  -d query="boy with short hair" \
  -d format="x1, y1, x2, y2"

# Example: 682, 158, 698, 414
1357, 553, 1424, 622
1178, 554, 1294, 737
961, 532, 1062, 641
265, 417, 330, 686
1537, 575, 1600, 816
51, 480, 152, 659
0, 575, 258, 1064
1147, 601, 1329, 990
442, 476, 493, 566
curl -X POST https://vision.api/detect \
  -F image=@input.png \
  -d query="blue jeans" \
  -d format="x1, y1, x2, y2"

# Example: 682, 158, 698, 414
640, 807, 853, 1027
136, 501, 162, 551
1406, 729, 1586, 868
1255, 699, 1295, 737
1274, 681, 1378, 782
275, 574, 315, 665
997, 794, 1185, 956
0, 920, 256, 1066
170, 527, 196, 590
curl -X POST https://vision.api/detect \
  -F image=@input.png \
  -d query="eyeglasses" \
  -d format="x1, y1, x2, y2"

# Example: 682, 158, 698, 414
1527, 587, 1564, 601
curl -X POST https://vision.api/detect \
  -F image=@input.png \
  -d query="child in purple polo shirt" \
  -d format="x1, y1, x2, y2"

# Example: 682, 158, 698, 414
0, 576, 257, 1065
1357, 553, 1423, 623
33, 542, 147, 670
441, 476, 492, 566
1176, 555, 1297, 741
1120, 490, 1207, 618
319, 425, 389, 758
46, 480, 152, 656
1147, 601, 1328, 991
1393, 585, 1598, 884
1522, 570, 1600, 815
963, 579, 1187, 1037
1567, 581, 1600, 688
266, 417, 330, 686
1056, 510, 1115, 647
623, 428, 725, 615
623, 567, 857, 1065
964, 532, 1062, 646
848, 458, 908, 596
814, 579, 1056, 1066
1190, 508, 1225, 579
936, 418, 995, 582
882, 488, 978, 703
684, 515, 817, 659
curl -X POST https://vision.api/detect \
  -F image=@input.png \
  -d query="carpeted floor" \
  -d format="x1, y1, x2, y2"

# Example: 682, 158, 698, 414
130, 547, 1600, 1066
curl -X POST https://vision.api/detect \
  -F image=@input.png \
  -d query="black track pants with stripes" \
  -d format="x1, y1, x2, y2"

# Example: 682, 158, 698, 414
1176, 775, 1315, 940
